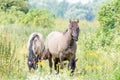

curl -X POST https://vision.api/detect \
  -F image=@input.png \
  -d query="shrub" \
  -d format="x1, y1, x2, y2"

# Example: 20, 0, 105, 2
19, 9, 56, 28
98, 0, 120, 32
98, 0, 120, 47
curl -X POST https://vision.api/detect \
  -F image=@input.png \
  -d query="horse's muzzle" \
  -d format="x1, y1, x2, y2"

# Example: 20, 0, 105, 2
73, 37, 78, 41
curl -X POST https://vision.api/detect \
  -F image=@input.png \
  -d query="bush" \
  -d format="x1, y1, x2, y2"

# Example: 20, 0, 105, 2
20, 9, 56, 27
98, 0, 120, 32
114, 66, 120, 80
98, 0, 120, 47
0, 0, 56, 28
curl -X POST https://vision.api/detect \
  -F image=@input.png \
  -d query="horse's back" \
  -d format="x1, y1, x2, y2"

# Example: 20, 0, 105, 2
46, 31, 62, 57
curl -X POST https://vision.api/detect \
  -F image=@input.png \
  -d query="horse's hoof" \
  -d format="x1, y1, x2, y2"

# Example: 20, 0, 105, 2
70, 71, 74, 76
60, 66, 63, 69
54, 70, 59, 74
70, 73, 74, 76
48, 72, 52, 75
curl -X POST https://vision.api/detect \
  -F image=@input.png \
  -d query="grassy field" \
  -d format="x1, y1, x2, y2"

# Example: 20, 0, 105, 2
0, 19, 120, 80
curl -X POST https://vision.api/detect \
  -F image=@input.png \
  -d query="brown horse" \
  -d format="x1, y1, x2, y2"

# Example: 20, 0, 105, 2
44, 20, 80, 75
27, 32, 45, 71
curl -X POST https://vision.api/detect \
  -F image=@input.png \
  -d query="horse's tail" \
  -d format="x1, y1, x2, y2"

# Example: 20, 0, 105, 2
27, 32, 39, 50
27, 32, 39, 60
28, 32, 45, 55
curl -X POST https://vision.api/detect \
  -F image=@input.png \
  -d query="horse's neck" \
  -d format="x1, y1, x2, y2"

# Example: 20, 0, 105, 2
64, 29, 73, 46
69, 39, 74, 47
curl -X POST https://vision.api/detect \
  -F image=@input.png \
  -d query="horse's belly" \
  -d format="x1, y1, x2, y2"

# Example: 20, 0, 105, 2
48, 41, 59, 58
46, 32, 62, 58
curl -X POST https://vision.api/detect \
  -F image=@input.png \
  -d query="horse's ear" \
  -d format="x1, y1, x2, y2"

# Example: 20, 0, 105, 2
69, 19, 72, 23
77, 19, 79, 23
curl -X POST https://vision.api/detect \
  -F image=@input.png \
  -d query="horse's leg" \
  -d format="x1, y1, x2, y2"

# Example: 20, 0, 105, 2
28, 66, 31, 71
68, 60, 70, 70
57, 62, 59, 73
36, 54, 43, 69
69, 53, 76, 76
54, 58, 57, 73
54, 58, 59, 74
48, 55, 52, 73
59, 52, 64, 69
36, 55, 39, 63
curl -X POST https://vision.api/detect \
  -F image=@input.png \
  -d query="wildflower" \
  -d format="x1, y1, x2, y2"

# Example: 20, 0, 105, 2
56, 62, 60, 67
59, 68, 63, 72
96, 66, 102, 69
89, 53, 98, 57
96, 52, 100, 55
2, 32, 8, 38
94, 66, 102, 69
101, 57, 108, 61
86, 50, 92, 54
37, 61, 43, 65
86, 65, 93, 69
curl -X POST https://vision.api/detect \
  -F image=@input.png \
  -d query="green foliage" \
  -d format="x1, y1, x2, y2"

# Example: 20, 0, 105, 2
0, 0, 55, 27
114, 66, 120, 80
97, 0, 120, 47
0, 9, 25, 24
0, 0, 28, 24
98, 0, 120, 32
0, 31, 20, 78
20, 9, 55, 27
0, 0, 29, 13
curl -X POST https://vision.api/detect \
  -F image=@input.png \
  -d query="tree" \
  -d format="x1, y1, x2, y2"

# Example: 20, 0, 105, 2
98, 0, 120, 47
20, 9, 55, 27
56, 0, 69, 18
98, 0, 120, 32
64, 3, 95, 21
0, 0, 29, 13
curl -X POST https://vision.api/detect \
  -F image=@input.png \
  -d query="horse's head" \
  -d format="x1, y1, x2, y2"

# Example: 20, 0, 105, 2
27, 58, 38, 70
68, 19, 80, 41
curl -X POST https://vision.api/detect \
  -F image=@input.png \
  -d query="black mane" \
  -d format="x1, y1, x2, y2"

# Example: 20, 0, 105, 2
63, 29, 68, 34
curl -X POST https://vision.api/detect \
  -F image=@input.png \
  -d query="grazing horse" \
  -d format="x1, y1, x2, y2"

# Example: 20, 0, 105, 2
27, 32, 45, 71
44, 20, 80, 74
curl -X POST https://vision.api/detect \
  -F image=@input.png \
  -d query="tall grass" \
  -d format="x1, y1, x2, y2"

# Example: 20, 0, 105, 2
0, 19, 120, 80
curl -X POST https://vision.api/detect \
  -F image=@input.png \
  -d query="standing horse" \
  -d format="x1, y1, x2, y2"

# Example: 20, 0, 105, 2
45, 20, 80, 74
27, 32, 45, 71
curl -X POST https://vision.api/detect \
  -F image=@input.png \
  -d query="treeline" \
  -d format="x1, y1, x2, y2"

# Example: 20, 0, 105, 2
0, 0, 55, 27
29, 0, 107, 21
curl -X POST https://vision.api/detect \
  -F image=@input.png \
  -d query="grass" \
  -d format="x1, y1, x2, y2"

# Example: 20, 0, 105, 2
0, 19, 120, 80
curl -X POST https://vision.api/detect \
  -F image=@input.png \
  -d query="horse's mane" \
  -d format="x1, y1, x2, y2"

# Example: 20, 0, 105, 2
70, 39, 74, 47
63, 29, 68, 35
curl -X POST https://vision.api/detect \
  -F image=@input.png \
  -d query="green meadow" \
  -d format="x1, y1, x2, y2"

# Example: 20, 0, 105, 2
0, 19, 120, 80
0, 0, 120, 80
